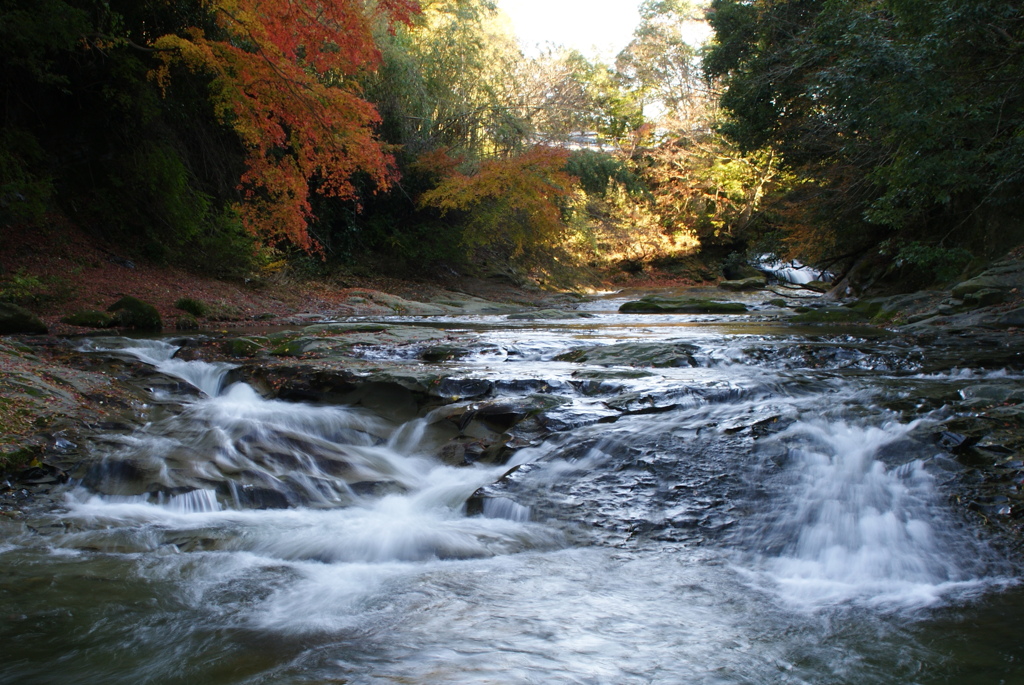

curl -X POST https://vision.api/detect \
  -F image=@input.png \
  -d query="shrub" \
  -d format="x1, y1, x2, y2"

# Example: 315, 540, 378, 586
0, 270, 45, 306
894, 242, 973, 285
174, 297, 209, 318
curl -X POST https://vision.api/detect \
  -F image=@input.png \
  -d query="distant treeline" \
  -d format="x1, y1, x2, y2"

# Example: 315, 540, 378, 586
3, 0, 1019, 288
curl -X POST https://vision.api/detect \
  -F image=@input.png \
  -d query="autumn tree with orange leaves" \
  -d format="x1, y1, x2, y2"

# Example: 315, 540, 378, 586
151, 0, 420, 250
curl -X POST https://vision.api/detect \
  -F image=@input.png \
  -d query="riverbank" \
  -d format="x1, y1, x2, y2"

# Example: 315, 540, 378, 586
0, 221, 590, 336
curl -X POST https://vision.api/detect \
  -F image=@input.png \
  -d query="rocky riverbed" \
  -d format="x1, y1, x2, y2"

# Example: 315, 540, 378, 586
3, 266, 1024, 683
3, 260, 1024, 546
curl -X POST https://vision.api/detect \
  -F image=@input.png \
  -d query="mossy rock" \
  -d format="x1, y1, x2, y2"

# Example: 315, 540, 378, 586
224, 337, 269, 358
790, 308, 869, 324
849, 298, 907, 323
962, 288, 1006, 308
265, 330, 302, 342
107, 296, 162, 331
175, 314, 200, 330
0, 445, 40, 473
61, 309, 115, 328
270, 337, 320, 356
766, 299, 788, 307
849, 299, 886, 318
619, 296, 748, 314
718, 276, 767, 291
803, 281, 831, 293
723, 263, 764, 280
175, 297, 209, 318
555, 342, 699, 368
0, 303, 48, 335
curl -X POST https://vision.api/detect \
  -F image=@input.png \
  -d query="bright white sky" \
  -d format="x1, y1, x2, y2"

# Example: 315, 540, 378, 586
496, 0, 643, 58
496, 0, 713, 60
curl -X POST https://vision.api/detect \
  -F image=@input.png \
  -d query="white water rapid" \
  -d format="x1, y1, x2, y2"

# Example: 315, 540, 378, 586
743, 419, 1001, 611
1, 319, 1020, 684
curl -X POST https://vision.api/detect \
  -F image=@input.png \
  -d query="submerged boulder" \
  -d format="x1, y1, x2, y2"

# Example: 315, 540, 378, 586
506, 309, 595, 320
556, 342, 699, 368
789, 307, 869, 324
420, 344, 473, 362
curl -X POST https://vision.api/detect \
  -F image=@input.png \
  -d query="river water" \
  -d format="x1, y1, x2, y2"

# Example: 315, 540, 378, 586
2, 291, 1023, 684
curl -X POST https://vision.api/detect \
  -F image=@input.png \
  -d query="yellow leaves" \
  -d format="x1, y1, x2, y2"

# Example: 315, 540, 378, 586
640, 131, 779, 246
572, 180, 699, 265
418, 146, 578, 254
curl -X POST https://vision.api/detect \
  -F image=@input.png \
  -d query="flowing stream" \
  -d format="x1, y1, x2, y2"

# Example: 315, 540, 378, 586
2, 291, 1023, 683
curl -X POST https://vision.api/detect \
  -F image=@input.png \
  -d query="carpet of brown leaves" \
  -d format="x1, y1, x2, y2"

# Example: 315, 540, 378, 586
1, 220, 578, 335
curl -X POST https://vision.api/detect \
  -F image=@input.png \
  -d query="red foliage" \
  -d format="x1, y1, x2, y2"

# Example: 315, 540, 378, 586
152, 0, 420, 250
410, 146, 464, 179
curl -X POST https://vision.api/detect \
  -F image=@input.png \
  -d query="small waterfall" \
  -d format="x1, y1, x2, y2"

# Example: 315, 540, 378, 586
482, 497, 531, 522
66, 336, 554, 563
747, 419, 996, 610
81, 338, 236, 397
758, 256, 830, 285
91, 488, 223, 513
154, 358, 237, 397
387, 416, 430, 455
159, 488, 222, 513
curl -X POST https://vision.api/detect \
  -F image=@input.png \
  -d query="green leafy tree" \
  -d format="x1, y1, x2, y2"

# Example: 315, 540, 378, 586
706, 0, 1024, 269
617, 0, 708, 120
520, 49, 644, 147
365, 0, 525, 159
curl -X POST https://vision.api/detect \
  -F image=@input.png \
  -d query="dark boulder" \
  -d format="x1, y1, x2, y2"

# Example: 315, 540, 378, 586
107, 296, 162, 331
722, 263, 764, 281
61, 310, 115, 328
0, 302, 47, 334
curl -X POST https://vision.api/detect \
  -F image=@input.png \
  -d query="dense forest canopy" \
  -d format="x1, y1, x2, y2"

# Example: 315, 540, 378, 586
706, 0, 1024, 283
1, 0, 1021, 288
